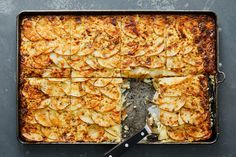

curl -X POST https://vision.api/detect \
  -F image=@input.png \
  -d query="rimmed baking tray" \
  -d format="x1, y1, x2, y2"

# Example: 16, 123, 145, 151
16, 10, 225, 144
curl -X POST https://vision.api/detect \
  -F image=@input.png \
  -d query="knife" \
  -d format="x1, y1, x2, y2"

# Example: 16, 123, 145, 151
104, 105, 159, 157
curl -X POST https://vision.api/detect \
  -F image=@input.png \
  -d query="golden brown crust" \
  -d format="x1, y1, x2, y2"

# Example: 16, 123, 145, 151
19, 14, 215, 143
153, 75, 212, 142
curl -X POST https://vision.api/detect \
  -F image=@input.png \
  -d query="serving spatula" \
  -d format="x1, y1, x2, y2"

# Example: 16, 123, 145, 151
104, 105, 159, 157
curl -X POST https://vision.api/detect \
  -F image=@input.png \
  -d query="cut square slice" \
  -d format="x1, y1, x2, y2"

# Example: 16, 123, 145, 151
152, 75, 211, 142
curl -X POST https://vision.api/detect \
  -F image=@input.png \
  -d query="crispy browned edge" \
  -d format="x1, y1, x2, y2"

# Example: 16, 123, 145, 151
198, 15, 216, 74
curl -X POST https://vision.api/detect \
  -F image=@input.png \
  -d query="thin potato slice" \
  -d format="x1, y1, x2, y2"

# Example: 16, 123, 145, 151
22, 132, 43, 141
100, 84, 121, 100
34, 109, 53, 127
157, 96, 185, 112
81, 81, 100, 95
36, 17, 57, 40
54, 38, 71, 55
22, 18, 42, 41
70, 82, 86, 97
91, 112, 115, 127
185, 122, 211, 139
97, 54, 121, 69
94, 96, 118, 112
86, 125, 105, 142
67, 97, 84, 111
83, 94, 102, 109
41, 126, 60, 140
78, 109, 94, 124
160, 109, 179, 127
167, 126, 186, 141
49, 53, 70, 68
180, 108, 208, 126
89, 78, 112, 87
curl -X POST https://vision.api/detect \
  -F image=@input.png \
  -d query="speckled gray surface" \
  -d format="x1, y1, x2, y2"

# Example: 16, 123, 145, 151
0, 0, 235, 157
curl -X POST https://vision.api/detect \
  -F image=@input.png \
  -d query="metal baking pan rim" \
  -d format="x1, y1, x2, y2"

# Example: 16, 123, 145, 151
16, 10, 221, 145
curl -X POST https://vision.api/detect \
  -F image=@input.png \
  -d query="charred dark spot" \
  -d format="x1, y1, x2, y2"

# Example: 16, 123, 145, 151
60, 16, 65, 20
111, 18, 117, 26
76, 17, 81, 23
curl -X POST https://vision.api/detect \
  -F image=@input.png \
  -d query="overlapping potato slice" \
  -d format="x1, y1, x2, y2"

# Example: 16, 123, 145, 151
104, 124, 121, 142
78, 108, 95, 124
155, 96, 185, 112
36, 17, 57, 40
21, 124, 43, 141
100, 84, 121, 100
21, 17, 42, 41
91, 111, 119, 127
86, 125, 105, 142
159, 110, 180, 127
70, 82, 86, 97
180, 108, 208, 126
166, 125, 187, 141
41, 126, 60, 140
34, 108, 53, 127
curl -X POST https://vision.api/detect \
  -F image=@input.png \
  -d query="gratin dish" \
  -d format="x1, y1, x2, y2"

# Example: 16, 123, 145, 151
17, 10, 225, 144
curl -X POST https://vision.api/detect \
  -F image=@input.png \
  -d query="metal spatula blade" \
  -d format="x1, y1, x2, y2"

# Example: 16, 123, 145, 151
104, 105, 159, 157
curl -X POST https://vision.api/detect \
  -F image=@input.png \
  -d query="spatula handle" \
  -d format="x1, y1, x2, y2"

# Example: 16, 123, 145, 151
104, 127, 149, 157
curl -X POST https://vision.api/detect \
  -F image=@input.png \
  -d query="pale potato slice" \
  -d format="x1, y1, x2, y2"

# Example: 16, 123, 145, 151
41, 97, 69, 110
166, 48, 179, 57
41, 126, 60, 140
34, 109, 53, 127
100, 84, 121, 100
93, 46, 119, 58
87, 125, 105, 142
111, 78, 123, 84
22, 132, 43, 141
161, 88, 182, 97
146, 42, 165, 56
85, 55, 100, 70
183, 54, 202, 66
104, 124, 121, 138
71, 78, 88, 82
167, 126, 186, 141
48, 109, 60, 126
160, 110, 179, 127
49, 53, 70, 68
97, 54, 121, 69
180, 108, 208, 125
76, 123, 88, 141
94, 96, 118, 112
138, 55, 165, 68
78, 109, 94, 124
36, 17, 57, 40
158, 77, 186, 86
71, 37, 94, 56
54, 38, 71, 55
20, 41, 41, 57
67, 97, 84, 111
91, 112, 115, 127
22, 18, 42, 41
70, 82, 86, 97
184, 96, 205, 113
81, 81, 100, 95
166, 56, 185, 69
157, 97, 185, 112
40, 82, 65, 97
70, 59, 91, 71
89, 78, 112, 87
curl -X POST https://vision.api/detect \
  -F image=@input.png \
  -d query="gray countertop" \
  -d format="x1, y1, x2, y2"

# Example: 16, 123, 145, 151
0, 0, 235, 157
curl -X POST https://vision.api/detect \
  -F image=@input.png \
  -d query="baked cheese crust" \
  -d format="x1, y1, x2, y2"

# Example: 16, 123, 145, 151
19, 14, 215, 143
152, 75, 211, 142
